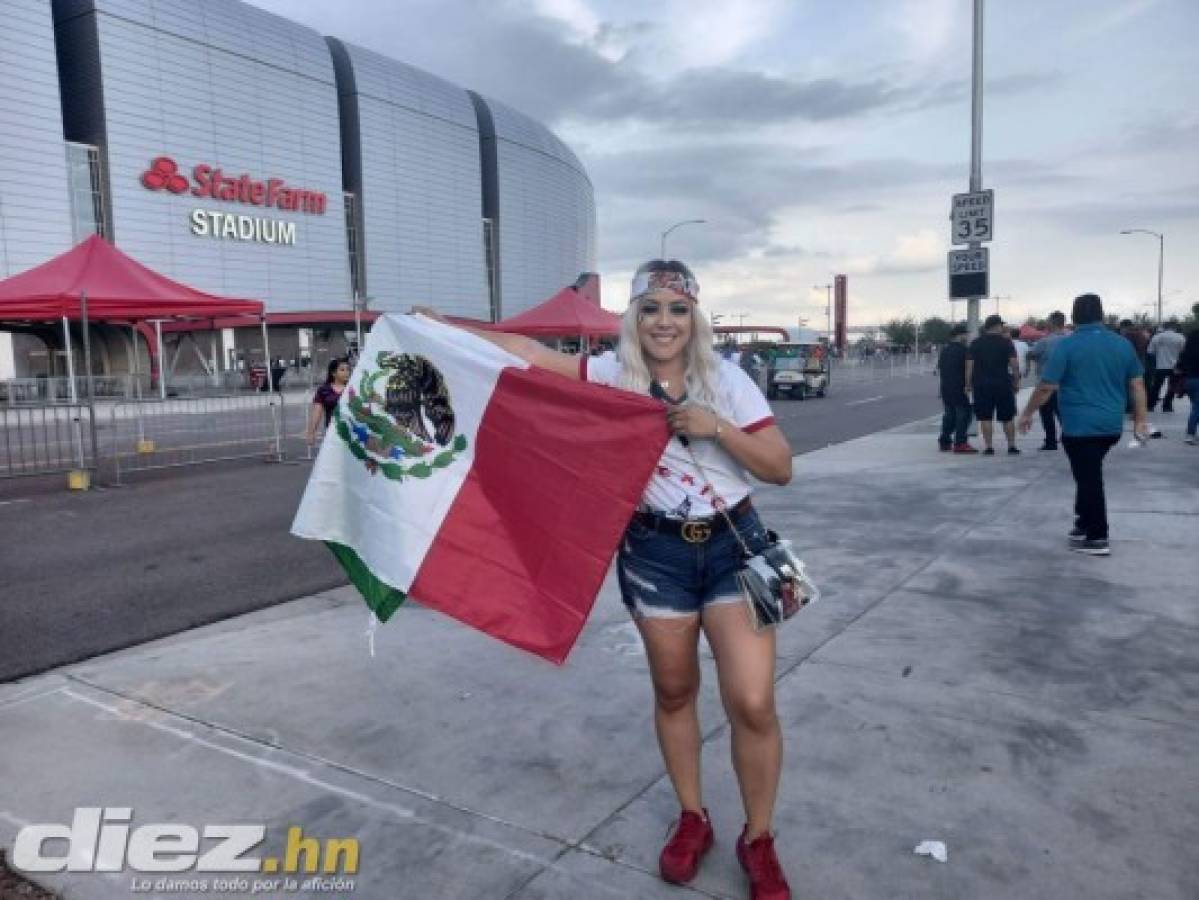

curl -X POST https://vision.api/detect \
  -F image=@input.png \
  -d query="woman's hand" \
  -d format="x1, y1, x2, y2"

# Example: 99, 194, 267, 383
666, 404, 720, 440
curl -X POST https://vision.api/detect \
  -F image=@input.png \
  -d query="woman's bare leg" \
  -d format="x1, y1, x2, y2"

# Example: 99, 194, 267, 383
701, 603, 781, 839
636, 615, 704, 813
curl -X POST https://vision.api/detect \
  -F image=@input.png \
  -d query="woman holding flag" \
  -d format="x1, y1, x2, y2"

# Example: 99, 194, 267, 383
417, 259, 794, 900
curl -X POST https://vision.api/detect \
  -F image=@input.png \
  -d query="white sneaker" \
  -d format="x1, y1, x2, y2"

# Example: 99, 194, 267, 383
1186, 436, 1197, 445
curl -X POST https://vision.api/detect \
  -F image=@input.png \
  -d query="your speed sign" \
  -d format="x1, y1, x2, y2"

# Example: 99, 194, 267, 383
951, 190, 994, 245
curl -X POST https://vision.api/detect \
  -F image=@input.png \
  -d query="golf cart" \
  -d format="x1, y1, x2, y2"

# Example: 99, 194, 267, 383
767, 342, 829, 400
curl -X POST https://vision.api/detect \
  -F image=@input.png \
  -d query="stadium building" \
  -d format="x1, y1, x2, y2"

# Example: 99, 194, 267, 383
0, 0, 596, 381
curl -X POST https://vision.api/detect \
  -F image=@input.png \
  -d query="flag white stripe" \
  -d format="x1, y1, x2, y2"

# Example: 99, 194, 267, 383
291, 314, 528, 594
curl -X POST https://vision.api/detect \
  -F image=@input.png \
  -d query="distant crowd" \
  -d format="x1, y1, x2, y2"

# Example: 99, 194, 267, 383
935, 295, 1198, 556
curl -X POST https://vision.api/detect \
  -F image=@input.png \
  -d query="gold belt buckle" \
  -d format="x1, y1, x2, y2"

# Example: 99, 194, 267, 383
680, 520, 712, 543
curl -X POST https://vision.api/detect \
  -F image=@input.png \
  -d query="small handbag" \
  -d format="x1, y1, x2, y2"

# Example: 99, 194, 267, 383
734, 530, 820, 630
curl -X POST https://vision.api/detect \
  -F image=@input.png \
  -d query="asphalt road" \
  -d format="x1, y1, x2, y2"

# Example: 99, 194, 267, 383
0, 369, 941, 682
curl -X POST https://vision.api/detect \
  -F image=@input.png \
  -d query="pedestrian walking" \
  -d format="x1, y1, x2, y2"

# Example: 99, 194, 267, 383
418, 259, 795, 899
1010, 327, 1030, 378
1026, 311, 1068, 450
305, 358, 350, 445
1018, 294, 1149, 556
1177, 328, 1199, 444
1147, 321, 1185, 413
966, 315, 1021, 455
937, 323, 975, 453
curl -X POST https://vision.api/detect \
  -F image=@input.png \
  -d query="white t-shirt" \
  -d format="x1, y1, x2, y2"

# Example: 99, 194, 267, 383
1148, 330, 1185, 370
1012, 339, 1030, 375
582, 353, 775, 518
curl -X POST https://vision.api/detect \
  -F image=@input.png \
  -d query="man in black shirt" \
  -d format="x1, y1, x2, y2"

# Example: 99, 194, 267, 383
937, 323, 976, 452
966, 314, 1022, 455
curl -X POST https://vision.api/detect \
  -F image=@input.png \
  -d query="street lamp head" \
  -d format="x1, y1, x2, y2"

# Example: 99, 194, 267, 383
660, 219, 709, 258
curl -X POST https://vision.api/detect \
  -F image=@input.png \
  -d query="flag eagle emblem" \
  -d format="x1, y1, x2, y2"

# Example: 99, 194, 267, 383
335, 351, 468, 481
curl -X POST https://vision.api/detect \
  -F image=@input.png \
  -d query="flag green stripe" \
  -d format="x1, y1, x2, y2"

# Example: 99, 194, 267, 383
325, 541, 408, 622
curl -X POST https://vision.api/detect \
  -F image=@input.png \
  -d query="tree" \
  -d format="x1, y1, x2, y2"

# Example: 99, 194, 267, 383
882, 317, 917, 349
918, 316, 953, 348
1185, 302, 1199, 332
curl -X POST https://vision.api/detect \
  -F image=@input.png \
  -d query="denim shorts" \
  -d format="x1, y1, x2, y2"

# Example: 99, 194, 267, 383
616, 506, 770, 619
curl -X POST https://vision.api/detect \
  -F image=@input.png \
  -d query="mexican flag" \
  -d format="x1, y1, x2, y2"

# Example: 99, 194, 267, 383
292, 314, 669, 664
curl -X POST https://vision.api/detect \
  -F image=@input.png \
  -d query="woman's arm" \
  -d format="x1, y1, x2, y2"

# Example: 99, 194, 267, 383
305, 402, 323, 442
412, 307, 581, 380
665, 406, 792, 485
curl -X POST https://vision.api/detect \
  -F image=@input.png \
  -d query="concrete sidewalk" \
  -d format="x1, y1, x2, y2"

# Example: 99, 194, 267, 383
2, 411, 1197, 900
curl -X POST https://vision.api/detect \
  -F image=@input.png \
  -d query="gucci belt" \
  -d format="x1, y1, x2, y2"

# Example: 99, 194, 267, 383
631, 497, 754, 543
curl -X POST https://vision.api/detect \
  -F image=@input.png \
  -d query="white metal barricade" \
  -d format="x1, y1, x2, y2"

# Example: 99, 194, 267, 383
107, 394, 284, 484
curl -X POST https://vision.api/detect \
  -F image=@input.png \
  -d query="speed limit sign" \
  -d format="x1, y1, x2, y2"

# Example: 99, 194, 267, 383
951, 190, 994, 245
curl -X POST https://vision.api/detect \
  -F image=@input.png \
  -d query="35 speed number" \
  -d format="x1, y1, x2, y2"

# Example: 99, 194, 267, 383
951, 190, 994, 246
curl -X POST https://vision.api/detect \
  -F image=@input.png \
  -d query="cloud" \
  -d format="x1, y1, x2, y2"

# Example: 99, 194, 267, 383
990, 70, 1065, 96
651, 0, 789, 68
243, 0, 1199, 327
583, 68, 923, 126
845, 229, 944, 276
762, 243, 816, 259
1069, 0, 1162, 43
524, 0, 601, 42
590, 141, 959, 209
591, 19, 658, 61
1033, 193, 1199, 235
1115, 114, 1199, 154
891, 0, 962, 62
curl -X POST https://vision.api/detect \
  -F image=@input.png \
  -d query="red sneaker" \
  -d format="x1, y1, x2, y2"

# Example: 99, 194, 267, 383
659, 808, 713, 884
736, 827, 791, 900
953, 443, 979, 454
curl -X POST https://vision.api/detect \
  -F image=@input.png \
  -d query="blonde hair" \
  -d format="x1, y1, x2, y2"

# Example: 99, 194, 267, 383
615, 300, 725, 413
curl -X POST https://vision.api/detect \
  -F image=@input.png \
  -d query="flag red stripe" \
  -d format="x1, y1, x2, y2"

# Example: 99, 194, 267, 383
410, 366, 670, 663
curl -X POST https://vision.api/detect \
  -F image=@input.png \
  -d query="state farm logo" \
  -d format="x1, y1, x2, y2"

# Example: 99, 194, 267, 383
140, 156, 189, 193
138, 156, 327, 215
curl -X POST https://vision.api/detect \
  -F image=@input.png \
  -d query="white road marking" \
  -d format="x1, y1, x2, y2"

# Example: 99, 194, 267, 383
0, 499, 32, 508
845, 396, 884, 406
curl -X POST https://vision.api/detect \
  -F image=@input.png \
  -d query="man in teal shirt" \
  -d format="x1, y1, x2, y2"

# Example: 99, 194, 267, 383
1018, 293, 1148, 556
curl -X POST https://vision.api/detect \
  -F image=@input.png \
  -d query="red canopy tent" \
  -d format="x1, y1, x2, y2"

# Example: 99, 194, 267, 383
0, 234, 261, 321
0, 234, 265, 398
488, 273, 621, 338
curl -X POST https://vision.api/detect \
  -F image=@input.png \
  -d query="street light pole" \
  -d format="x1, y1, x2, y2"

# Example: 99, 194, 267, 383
1120, 229, 1164, 324
660, 219, 707, 258
992, 294, 1010, 317
967, 0, 985, 337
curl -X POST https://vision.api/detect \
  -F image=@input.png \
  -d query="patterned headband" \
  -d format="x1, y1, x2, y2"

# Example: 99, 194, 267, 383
630, 268, 699, 303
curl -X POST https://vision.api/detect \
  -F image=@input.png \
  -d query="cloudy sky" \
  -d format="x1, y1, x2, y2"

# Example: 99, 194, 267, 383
251, 0, 1198, 328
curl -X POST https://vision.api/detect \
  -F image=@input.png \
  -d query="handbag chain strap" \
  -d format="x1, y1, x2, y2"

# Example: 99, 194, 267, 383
651, 382, 754, 557
680, 437, 755, 558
